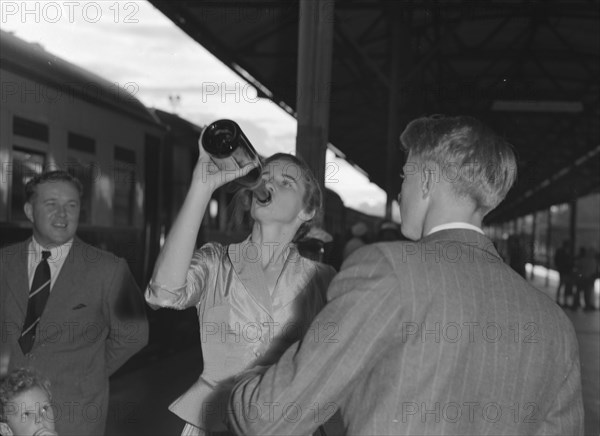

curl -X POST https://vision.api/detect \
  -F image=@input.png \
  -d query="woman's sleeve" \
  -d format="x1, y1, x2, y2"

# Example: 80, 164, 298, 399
145, 243, 223, 310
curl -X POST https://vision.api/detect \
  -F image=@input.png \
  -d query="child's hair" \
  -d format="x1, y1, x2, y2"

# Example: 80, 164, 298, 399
0, 368, 52, 422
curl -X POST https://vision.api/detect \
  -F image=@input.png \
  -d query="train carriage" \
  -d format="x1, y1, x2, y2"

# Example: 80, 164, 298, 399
0, 30, 165, 281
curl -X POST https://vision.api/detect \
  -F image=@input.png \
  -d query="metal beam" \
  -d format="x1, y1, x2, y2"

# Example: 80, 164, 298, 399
296, 0, 335, 200
334, 17, 391, 89
385, 5, 402, 220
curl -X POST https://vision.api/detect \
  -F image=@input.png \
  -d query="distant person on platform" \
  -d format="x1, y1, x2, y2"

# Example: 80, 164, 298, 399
227, 115, 584, 435
343, 221, 368, 259
572, 247, 598, 311
0, 171, 149, 436
377, 220, 401, 241
554, 239, 574, 306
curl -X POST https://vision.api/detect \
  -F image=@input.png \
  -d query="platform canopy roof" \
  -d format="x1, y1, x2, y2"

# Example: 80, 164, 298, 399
149, 0, 599, 223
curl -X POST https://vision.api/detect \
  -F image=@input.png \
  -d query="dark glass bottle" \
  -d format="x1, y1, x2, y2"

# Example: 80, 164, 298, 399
201, 119, 260, 182
200, 119, 269, 201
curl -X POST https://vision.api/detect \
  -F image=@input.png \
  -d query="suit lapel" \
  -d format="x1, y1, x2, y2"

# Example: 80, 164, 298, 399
228, 240, 272, 315
271, 245, 312, 309
5, 239, 31, 315
39, 238, 86, 325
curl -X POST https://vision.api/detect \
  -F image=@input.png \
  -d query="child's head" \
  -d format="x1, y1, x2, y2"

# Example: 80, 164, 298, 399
0, 369, 55, 436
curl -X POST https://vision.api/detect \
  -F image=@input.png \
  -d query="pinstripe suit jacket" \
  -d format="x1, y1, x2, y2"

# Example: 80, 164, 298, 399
229, 229, 584, 435
0, 237, 149, 436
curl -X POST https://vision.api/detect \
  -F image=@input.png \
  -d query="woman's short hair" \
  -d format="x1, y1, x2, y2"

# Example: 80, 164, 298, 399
400, 115, 517, 215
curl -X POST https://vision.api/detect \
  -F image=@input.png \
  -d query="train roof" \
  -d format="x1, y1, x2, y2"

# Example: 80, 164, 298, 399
0, 30, 163, 129
152, 108, 204, 138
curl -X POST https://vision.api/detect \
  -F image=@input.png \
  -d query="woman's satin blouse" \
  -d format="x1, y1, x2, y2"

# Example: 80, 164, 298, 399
146, 238, 337, 383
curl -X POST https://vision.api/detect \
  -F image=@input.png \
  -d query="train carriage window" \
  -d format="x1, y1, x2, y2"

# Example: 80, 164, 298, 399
68, 132, 96, 154
114, 145, 136, 227
66, 131, 97, 225
13, 117, 49, 142
10, 147, 46, 221
65, 157, 95, 225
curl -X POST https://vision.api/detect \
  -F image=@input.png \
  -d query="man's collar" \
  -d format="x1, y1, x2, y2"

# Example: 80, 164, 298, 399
426, 222, 484, 236
30, 237, 74, 260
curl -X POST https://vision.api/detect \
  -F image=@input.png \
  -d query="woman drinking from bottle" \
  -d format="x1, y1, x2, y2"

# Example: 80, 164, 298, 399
145, 140, 336, 435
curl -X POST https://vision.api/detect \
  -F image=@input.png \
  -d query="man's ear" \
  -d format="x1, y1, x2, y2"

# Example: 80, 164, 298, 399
298, 208, 316, 223
24, 202, 34, 223
0, 422, 14, 436
421, 165, 437, 199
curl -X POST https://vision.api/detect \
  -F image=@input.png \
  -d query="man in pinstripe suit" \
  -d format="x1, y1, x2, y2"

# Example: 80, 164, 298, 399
228, 115, 584, 435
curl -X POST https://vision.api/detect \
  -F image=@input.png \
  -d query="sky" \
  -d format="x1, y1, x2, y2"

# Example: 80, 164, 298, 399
0, 0, 400, 219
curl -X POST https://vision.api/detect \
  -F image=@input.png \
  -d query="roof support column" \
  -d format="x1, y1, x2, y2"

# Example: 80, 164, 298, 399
529, 212, 537, 280
295, 0, 334, 202
569, 198, 577, 258
545, 209, 552, 287
385, 12, 400, 220
386, 6, 411, 220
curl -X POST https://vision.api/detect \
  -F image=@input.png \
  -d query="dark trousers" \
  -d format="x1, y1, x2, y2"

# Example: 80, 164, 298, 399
572, 276, 596, 310
556, 272, 573, 305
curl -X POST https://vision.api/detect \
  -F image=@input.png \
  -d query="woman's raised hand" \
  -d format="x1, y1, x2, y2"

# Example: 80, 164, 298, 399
192, 142, 259, 192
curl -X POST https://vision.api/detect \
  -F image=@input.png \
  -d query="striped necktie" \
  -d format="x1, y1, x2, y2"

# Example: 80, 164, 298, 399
19, 250, 51, 354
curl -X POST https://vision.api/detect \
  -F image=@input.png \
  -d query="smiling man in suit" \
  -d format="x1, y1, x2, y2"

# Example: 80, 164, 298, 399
0, 170, 149, 436
228, 115, 584, 435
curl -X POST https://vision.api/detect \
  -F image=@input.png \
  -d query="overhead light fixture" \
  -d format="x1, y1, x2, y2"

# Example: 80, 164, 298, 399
491, 100, 583, 113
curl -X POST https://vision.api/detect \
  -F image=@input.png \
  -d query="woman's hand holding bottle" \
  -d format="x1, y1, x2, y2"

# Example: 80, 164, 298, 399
192, 143, 259, 192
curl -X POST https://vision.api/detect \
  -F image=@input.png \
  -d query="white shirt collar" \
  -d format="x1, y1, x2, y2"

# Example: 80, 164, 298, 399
30, 237, 73, 261
426, 222, 484, 236
28, 238, 74, 290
